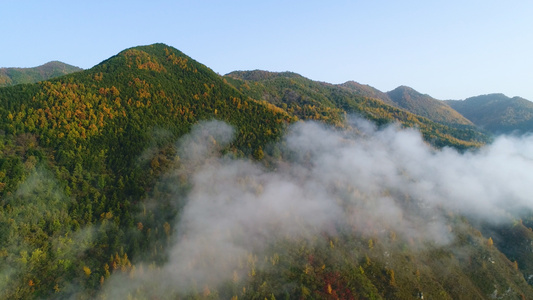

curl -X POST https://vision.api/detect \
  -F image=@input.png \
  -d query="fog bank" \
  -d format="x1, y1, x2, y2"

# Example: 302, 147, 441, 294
102, 119, 533, 297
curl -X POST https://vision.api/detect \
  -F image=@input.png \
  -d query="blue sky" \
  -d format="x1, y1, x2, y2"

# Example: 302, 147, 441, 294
1, 1, 532, 100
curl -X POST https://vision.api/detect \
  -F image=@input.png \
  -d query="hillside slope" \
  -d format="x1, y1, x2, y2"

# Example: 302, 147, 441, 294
339, 80, 398, 107
0, 61, 83, 87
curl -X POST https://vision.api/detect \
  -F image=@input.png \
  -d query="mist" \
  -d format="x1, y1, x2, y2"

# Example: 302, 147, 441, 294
100, 118, 533, 297
0, 167, 98, 299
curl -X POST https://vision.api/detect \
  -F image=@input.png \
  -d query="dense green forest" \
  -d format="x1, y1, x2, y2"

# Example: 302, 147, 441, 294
1, 43, 533, 299
0, 44, 292, 299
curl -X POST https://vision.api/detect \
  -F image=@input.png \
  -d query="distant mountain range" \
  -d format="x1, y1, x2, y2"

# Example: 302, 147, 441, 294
226, 69, 533, 137
333, 79, 533, 136
446, 94, 533, 134
225, 70, 488, 149
2, 58, 531, 136
326, 79, 533, 136
0, 61, 82, 87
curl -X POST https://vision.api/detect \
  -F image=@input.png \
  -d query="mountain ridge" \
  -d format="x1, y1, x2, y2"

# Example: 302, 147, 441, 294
0, 61, 83, 87
227, 70, 533, 135
3, 57, 531, 136
225, 69, 488, 149
446, 93, 533, 134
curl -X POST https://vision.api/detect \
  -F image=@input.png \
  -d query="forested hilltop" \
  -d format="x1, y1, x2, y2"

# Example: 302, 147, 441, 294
0, 61, 83, 87
1, 43, 533, 299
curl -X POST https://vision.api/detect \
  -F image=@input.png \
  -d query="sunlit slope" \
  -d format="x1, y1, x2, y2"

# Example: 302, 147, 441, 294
386, 85, 473, 126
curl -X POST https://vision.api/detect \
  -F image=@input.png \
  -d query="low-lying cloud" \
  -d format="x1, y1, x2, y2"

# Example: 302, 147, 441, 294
101, 118, 533, 297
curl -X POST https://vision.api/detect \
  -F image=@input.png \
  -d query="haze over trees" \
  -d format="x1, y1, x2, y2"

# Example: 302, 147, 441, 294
1, 43, 533, 299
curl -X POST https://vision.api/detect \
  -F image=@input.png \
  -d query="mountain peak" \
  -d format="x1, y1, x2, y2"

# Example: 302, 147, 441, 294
389, 85, 428, 96
93, 43, 194, 72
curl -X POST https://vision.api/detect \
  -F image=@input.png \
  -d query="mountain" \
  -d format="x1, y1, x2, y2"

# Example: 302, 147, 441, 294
446, 94, 533, 134
225, 70, 488, 149
1, 43, 533, 299
386, 86, 473, 126
0, 61, 83, 87
0, 44, 293, 299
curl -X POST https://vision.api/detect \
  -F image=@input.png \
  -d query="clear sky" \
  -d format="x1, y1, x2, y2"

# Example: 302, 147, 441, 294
1, 0, 532, 100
